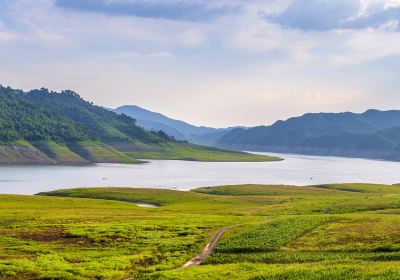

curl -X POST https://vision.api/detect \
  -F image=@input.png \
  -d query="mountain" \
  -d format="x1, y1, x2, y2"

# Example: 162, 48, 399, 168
0, 85, 278, 165
110, 105, 400, 162
111, 105, 233, 145
217, 110, 400, 161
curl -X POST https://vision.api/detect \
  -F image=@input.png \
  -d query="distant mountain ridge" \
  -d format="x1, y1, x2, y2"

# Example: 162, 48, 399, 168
110, 103, 400, 162
112, 105, 400, 161
112, 105, 234, 145
217, 110, 400, 161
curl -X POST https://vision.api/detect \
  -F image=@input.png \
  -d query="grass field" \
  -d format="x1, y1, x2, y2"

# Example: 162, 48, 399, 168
32, 141, 88, 164
125, 143, 282, 162
0, 141, 280, 165
1, 183, 400, 279
67, 141, 143, 164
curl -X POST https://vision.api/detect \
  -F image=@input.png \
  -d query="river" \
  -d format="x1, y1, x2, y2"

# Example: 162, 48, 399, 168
1, 152, 399, 194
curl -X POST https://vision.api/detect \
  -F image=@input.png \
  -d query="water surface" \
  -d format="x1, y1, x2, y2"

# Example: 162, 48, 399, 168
1, 153, 400, 195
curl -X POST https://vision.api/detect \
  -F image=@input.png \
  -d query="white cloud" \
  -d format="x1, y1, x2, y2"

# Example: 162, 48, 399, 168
268, 0, 400, 31
224, 3, 400, 66
35, 30, 68, 45
179, 29, 206, 46
229, 13, 316, 61
384, 0, 400, 8
328, 28, 400, 65
0, 20, 19, 43
0, 30, 19, 43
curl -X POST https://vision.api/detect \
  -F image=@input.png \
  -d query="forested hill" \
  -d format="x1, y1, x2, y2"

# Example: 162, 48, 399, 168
0, 86, 163, 144
217, 110, 400, 161
0, 85, 278, 165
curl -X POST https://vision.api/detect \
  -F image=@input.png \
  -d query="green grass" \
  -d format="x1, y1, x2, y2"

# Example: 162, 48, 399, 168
0, 142, 55, 165
1, 183, 400, 279
126, 143, 282, 162
315, 183, 400, 194
0, 194, 251, 279
32, 141, 88, 164
215, 216, 335, 253
67, 140, 143, 164
0, 141, 281, 165
38, 187, 287, 215
0, 140, 31, 146
39, 187, 209, 206
137, 262, 400, 280
285, 215, 400, 252
193, 184, 334, 196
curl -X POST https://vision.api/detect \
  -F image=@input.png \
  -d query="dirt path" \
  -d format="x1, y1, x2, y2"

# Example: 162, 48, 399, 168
182, 226, 230, 268
122, 227, 229, 280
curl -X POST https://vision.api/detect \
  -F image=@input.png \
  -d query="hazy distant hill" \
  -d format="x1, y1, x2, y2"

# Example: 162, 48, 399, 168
112, 105, 233, 145
217, 110, 400, 161
110, 105, 400, 161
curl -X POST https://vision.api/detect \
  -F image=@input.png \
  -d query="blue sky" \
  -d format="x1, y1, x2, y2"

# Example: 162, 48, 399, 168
1, 0, 400, 127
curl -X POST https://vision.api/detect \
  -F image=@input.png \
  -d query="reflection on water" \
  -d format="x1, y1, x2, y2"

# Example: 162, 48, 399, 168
1, 152, 400, 195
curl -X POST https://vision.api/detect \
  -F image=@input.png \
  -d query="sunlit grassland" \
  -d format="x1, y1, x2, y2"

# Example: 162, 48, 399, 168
0, 192, 263, 279
127, 143, 282, 162
1, 183, 400, 279
32, 141, 88, 164
138, 262, 400, 280
68, 141, 142, 164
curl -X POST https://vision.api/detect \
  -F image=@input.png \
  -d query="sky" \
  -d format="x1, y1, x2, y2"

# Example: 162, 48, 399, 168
1, 0, 400, 127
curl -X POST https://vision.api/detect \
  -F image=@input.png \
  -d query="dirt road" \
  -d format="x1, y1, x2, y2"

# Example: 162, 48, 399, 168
182, 226, 229, 268
122, 226, 230, 279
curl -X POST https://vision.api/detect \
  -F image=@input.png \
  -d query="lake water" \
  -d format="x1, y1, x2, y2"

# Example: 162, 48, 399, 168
1, 152, 400, 195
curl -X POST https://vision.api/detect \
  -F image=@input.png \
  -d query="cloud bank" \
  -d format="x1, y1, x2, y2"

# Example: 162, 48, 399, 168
55, 0, 236, 21
269, 0, 400, 31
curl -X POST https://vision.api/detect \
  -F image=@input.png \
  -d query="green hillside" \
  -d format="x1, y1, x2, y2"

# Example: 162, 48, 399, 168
218, 110, 400, 161
0, 85, 278, 164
